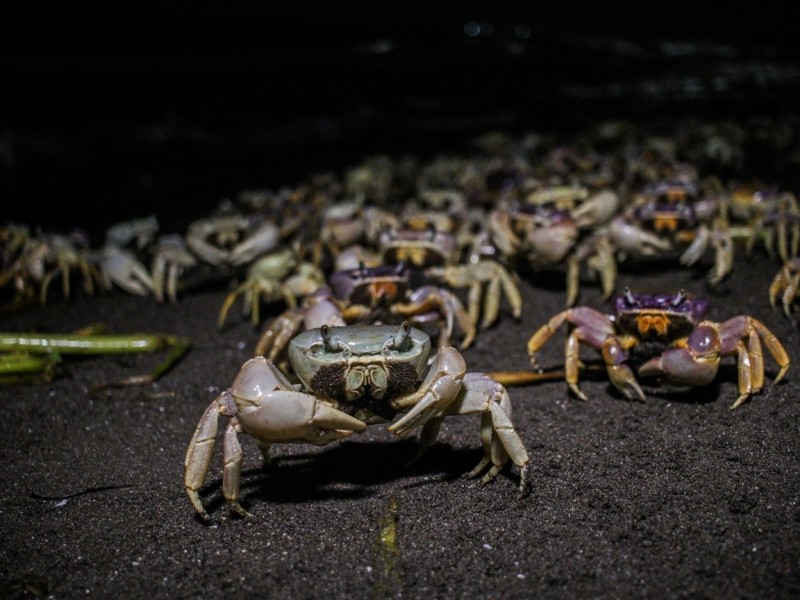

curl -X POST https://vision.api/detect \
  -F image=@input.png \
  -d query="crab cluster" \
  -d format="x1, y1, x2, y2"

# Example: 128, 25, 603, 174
1, 116, 797, 520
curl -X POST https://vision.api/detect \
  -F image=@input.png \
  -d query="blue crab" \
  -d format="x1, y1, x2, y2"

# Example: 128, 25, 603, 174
526, 289, 790, 409
184, 322, 530, 521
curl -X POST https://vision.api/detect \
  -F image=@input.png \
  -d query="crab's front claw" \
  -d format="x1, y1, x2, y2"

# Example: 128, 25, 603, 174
601, 337, 645, 401
228, 222, 280, 267
100, 246, 155, 296
388, 346, 466, 436
638, 325, 722, 388
638, 347, 720, 387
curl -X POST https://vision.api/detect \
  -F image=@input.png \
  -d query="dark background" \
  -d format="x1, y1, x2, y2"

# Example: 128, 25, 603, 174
3, 3, 800, 237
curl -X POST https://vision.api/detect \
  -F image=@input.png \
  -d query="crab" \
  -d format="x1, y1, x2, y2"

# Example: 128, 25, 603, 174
488, 184, 620, 306
186, 213, 280, 268
184, 322, 530, 521
724, 182, 800, 260
377, 226, 523, 332
526, 289, 790, 409
217, 248, 325, 328
1, 230, 107, 304
254, 263, 476, 363
608, 179, 733, 286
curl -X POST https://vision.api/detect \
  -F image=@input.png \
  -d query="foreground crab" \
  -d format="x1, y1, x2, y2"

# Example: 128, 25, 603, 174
526, 289, 789, 409
184, 323, 530, 521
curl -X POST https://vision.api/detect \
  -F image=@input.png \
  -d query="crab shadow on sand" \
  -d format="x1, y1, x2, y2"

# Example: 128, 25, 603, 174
194, 438, 498, 520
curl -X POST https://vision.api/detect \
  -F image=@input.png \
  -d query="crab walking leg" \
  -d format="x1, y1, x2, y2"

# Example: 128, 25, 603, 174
527, 307, 617, 399
769, 259, 800, 317
446, 373, 530, 493
184, 393, 230, 521
717, 316, 790, 409
222, 419, 249, 517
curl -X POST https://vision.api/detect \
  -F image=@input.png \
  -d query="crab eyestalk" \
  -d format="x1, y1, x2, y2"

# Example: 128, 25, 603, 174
384, 321, 411, 351
320, 324, 347, 353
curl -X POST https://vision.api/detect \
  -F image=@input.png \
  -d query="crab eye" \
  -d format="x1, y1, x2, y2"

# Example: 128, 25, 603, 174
623, 287, 635, 305
671, 289, 686, 307
385, 321, 411, 350
321, 325, 333, 348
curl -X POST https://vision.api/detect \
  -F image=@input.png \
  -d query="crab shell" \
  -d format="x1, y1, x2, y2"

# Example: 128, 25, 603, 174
287, 324, 432, 405
614, 290, 710, 340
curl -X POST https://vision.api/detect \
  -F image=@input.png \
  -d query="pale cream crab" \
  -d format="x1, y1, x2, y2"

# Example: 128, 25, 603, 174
217, 248, 325, 328
184, 322, 530, 521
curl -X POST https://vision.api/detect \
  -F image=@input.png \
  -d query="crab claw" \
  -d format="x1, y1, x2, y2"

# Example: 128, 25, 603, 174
388, 346, 466, 436
100, 246, 155, 296
638, 325, 721, 387
601, 337, 645, 401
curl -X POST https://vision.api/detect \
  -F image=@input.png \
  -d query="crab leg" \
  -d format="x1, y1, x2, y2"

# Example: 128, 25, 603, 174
718, 316, 790, 408
222, 418, 249, 517
184, 391, 232, 521
445, 373, 529, 493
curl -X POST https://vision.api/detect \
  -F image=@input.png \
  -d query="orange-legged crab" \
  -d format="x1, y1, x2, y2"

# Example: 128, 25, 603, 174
184, 322, 530, 521
526, 289, 789, 409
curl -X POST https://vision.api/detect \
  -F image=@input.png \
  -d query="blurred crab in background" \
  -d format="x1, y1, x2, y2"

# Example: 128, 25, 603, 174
254, 263, 476, 363
184, 322, 530, 521
186, 210, 281, 268
377, 219, 523, 333
526, 289, 789, 409
488, 184, 620, 306
0, 227, 106, 304
723, 181, 800, 260
217, 247, 325, 328
607, 179, 733, 287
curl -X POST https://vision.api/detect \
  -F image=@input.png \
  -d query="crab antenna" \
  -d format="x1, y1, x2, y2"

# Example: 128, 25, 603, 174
672, 289, 686, 306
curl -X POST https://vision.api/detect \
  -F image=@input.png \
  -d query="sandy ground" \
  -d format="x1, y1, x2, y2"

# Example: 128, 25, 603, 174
0, 247, 798, 599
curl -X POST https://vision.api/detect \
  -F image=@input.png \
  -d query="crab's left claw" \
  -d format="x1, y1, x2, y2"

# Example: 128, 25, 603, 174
388, 346, 466, 436
638, 324, 722, 387
228, 222, 280, 267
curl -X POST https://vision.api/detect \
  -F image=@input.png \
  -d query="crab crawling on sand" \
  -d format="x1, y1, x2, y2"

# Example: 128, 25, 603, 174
184, 322, 530, 521
526, 289, 789, 409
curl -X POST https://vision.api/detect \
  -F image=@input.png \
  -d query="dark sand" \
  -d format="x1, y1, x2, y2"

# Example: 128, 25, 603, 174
1, 251, 798, 599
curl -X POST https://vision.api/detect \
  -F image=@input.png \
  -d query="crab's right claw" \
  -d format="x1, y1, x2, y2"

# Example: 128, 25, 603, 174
101, 246, 155, 296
